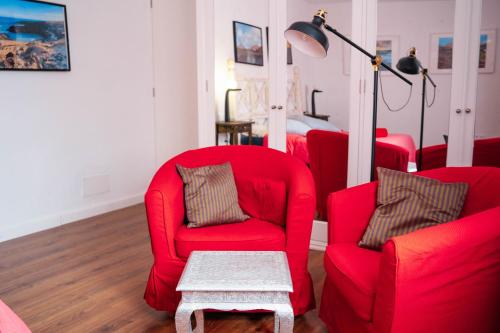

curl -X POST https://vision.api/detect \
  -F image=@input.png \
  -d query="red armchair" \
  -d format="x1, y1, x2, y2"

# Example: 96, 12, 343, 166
144, 145, 316, 315
319, 167, 500, 333
417, 137, 500, 170
307, 130, 409, 220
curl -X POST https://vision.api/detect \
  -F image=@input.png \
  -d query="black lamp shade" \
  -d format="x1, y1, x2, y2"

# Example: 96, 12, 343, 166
396, 54, 421, 75
284, 21, 329, 58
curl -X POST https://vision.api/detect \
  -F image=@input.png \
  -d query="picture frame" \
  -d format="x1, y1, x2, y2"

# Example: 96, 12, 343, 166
343, 35, 399, 75
430, 30, 496, 74
376, 36, 399, 75
233, 21, 263, 66
0, 0, 71, 71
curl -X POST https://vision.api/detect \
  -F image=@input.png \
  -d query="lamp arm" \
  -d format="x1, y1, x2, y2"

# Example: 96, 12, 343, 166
324, 24, 412, 86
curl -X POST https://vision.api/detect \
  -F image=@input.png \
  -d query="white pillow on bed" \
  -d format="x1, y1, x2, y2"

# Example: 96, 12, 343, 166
289, 115, 340, 133
287, 118, 312, 136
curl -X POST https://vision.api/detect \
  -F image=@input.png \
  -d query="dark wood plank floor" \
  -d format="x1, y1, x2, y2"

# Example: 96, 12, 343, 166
0, 205, 327, 333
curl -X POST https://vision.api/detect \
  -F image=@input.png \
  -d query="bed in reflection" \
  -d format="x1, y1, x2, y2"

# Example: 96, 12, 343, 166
264, 115, 416, 167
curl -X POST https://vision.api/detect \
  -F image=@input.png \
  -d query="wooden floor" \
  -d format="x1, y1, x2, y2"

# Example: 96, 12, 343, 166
0, 205, 327, 333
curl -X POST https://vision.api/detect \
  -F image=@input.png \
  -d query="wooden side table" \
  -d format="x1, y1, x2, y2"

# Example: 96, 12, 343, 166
216, 121, 254, 145
303, 112, 330, 121
175, 251, 294, 333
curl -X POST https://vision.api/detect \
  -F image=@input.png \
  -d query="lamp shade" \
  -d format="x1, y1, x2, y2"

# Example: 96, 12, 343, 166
285, 20, 329, 58
396, 48, 421, 75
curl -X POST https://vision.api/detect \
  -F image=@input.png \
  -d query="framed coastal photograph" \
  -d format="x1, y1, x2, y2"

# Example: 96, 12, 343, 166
0, 0, 70, 71
376, 36, 399, 74
233, 21, 263, 66
430, 30, 496, 74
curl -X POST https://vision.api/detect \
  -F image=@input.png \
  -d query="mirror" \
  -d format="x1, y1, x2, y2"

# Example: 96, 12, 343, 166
473, 0, 500, 167
213, 0, 270, 146
287, 0, 352, 221
376, 0, 456, 172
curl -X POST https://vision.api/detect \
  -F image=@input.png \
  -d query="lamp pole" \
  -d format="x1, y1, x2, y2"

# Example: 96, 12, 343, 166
418, 68, 436, 170
396, 47, 437, 171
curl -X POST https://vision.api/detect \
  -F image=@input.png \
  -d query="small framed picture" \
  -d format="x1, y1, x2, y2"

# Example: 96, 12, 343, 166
430, 30, 496, 74
233, 21, 263, 66
376, 36, 400, 74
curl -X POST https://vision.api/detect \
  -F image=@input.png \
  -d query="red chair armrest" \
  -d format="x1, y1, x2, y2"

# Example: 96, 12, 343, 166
374, 207, 500, 333
327, 181, 377, 244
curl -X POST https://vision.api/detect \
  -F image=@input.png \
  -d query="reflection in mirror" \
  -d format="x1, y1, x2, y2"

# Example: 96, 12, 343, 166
214, 0, 269, 146
473, 0, 500, 167
287, 0, 351, 220
377, 0, 455, 172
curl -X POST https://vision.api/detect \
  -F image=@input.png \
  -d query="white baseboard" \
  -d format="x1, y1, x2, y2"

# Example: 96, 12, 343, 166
310, 219, 327, 251
0, 194, 144, 243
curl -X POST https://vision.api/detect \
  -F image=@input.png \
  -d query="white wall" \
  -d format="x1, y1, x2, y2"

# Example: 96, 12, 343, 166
153, 0, 199, 162
0, 0, 198, 242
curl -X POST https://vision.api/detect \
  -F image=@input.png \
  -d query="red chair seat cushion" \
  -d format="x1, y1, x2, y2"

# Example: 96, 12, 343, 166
174, 218, 286, 260
324, 244, 381, 322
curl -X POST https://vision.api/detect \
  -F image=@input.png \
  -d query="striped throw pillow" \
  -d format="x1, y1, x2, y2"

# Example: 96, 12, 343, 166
359, 167, 468, 250
177, 162, 249, 228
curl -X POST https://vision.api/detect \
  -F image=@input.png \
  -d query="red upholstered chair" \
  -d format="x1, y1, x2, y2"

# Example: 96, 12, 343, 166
0, 300, 31, 333
319, 167, 500, 333
417, 137, 500, 171
307, 130, 409, 220
473, 137, 500, 167
144, 145, 316, 315
416, 144, 447, 170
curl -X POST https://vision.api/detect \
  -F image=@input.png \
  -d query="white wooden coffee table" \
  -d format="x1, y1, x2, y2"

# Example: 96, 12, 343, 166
175, 251, 294, 333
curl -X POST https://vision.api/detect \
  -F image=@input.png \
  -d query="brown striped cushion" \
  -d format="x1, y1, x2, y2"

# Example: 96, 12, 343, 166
359, 167, 468, 250
177, 162, 249, 228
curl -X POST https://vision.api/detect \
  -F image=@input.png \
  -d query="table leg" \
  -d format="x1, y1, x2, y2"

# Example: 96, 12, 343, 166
275, 304, 294, 333
232, 129, 238, 145
194, 310, 204, 333
215, 126, 219, 146
175, 302, 204, 333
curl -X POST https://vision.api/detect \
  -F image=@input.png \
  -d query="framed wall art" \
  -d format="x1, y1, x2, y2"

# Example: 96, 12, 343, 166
0, 0, 70, 71
233, 21, 263, 66
430, 30, 496, 74
376, 36, 399, 74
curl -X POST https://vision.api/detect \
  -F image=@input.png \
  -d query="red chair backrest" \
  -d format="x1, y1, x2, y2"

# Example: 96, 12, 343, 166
307, 130, 349, 219
417, 137, 500, 171
417, 167, 500, 217
473, 137, 500, 167
307, 130, 409, 219
416, 144, 448, 171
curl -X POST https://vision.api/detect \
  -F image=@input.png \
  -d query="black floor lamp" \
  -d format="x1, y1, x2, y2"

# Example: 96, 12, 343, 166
285, 10, 412, 181
396, 47, 437, 171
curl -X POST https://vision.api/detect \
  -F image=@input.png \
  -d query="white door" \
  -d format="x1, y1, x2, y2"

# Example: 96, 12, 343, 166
196, 0, 288, 151
447, 0, 483, 166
